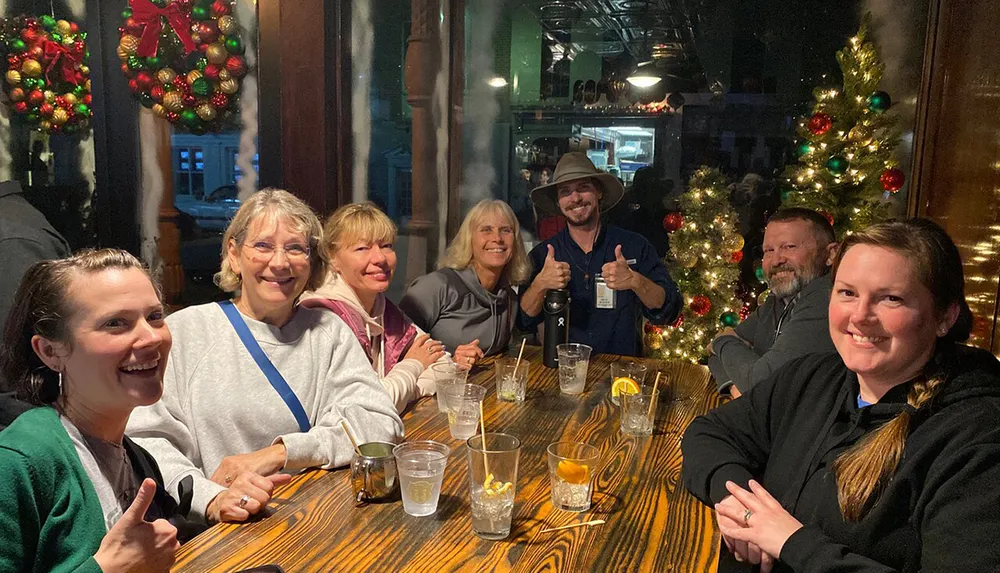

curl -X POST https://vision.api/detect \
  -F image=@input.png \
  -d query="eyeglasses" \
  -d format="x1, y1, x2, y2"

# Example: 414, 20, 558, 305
243, 241, 311, 261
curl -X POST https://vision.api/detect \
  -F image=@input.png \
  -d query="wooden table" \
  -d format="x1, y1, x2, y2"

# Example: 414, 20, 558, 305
172, 347, 723, 572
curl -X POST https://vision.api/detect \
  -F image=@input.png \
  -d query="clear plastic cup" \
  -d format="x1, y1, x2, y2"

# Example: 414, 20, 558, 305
547, 441, 600, 512
393, 441, 450, 517
556, 343, 592, 395
494, 357, 529, 403
440, 384, 487, 440
429, 362, 469, 412
620, 387, 657, 437
466, 433, 520, 540
609, 361, 648, 406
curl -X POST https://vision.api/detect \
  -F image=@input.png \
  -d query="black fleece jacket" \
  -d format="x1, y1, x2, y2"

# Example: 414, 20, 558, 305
682, 345, 1000, 572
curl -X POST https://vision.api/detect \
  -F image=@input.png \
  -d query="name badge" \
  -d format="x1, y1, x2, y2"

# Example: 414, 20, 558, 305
595, 273, 615, 309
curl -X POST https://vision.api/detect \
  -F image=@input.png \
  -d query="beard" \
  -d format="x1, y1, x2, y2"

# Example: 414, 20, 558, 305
562, 201, 599, 227
766, 264, 822, 299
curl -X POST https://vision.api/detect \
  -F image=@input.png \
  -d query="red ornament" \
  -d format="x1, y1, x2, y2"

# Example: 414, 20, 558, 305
807, 113, 832, 135
28, 45, 43, 60
39, 103, 54, 117
670, 313, 684, 328
203, 65, 221, 80
738, 303, 751, 322
210, 92, 229, 108
124, 17, 143, 37
20, 28, 39, 43
8, 54, 21, 67
27, 90, 44, 106
880, 168, 905, 193
121, 62, 133, 78
818, 211, 834, 226
730, 250, 744, 264
662, 212, 684, 233
135, 71, 155, 92
690, 295, 712, 317
128, 79, 140, 93
54, 96, 67, 108
197, 22, 219, 44
12, 101, 28, 114
82, 94, 92, 105
224, 55, 246, 78
166, 111, 180, 123
70, 22, 79, 33
150, 85, 165, 102
172, 75, 188, 91
182, 93, 197, 107
8, 87, 24, 102
211, 0, 232, 16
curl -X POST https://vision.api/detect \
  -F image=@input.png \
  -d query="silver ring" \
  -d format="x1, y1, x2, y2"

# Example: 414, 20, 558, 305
743, 509, 752, 524
239, 494, 249, 509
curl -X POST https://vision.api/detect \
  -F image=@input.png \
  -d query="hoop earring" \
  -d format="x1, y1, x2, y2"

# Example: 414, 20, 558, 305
58, 371, 63, 396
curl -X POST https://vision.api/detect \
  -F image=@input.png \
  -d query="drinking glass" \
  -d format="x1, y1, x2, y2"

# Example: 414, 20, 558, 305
620, 387, 657, 437
546, 441, 600, 512
440, 384, 487, 440
494, 357, 529, 403
430, 362, 469, 413
609, 361, 648, 406
393, 441, 450, 517
556, 343, 592, 395
466, 433, 520, 540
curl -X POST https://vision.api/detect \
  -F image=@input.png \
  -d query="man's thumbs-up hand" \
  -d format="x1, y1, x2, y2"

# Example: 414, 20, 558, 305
601, 244, 636, 290
533, 244, 571, 291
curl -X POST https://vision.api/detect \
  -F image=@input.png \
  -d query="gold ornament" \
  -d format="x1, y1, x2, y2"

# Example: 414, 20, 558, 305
62, 35, 75, 47
51, 108, 69, 125
63, 93, 78, 106
757, 289, 771, 306
644, 332, 664, 351
157, 68, 177, 85
162, 91, 184, 112
6, 70, 21, 85
217, 15, 237, 36
196, 103, 217, 121
848, 125, 872, 143
722, 233, 745, 252
116, 44, 129, 61
677, 251, 698, 269
21, 59, 42, 78
151, 103, 167, 118
79, 66, 90, 76
219, 78, 239, 95
44, 90, 56, 103
39, 120, 52, 131
186, 70, 203, 84
206, 43, 228, 65
55, 20, 72, 36
119, 35, 139, 57
190, 33, 202, 44
217, 68, 231, 81
85, 79, 91, 92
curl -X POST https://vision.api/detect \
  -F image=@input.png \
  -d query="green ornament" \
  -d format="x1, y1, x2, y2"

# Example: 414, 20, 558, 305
26, 112, 38, 123
121, 8, 133, 20
720, 312, 739, 327
34, 78, 46, 89
145, 55, 163, 69
196, 58, 208, 72
139, 93, 154, 108
794, 142, 812, 159
191, 5, 210, 21
152, 0, 167, 7
73, 85, 84, 96
180, 109, 201, 128
191, 123, 207, 136
826, 156, 848, 175
39, 15, 56, 30
190, 77, 211, 97
755, 265, 766, 283
21, 78, 36, 89
867, 91, 891, 114
224, 36, 244, 55
10, 38, 25, 52
780, 189, 793, 203
75, 103, 90, 116
127, 55, 144, 70
50, 33, 62, 44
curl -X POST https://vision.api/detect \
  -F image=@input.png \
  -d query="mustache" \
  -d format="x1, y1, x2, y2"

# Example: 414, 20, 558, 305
767, 265, 797, 277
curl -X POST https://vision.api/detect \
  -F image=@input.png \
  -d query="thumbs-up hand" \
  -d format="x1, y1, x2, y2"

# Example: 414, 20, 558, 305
601, 245, 636, 290
95, 478, 179, 573
533, 244, 571, 291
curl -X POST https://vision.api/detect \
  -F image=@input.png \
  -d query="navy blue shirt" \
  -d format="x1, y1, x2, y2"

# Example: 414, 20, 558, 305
519, 224, 681, 356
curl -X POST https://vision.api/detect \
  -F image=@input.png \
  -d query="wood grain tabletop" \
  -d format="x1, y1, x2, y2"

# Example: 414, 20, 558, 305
172, 346, 723, 573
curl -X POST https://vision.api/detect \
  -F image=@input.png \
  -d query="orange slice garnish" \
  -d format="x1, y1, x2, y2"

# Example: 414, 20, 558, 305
556, 460, 589, 484
611, 376, 640, 399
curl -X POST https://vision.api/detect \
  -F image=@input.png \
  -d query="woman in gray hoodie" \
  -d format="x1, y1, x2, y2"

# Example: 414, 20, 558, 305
400, 200, 532, 368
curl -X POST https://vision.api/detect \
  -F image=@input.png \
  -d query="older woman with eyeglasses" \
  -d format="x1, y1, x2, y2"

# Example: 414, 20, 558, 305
128, 189, 402, 525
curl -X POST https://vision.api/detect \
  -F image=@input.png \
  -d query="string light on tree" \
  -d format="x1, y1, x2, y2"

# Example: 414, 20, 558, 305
781, 14, 904, 236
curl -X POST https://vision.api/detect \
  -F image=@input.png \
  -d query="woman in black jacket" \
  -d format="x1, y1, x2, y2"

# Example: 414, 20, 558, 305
682, 218, 1000, 572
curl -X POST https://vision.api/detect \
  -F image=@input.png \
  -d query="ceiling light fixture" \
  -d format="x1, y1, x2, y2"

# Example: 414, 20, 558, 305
488, 76, 508, 88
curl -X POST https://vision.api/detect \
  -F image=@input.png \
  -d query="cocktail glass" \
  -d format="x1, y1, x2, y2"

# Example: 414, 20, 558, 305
556, 343, 592, 395
393, 441, 450, 517
440, 384, 487, 441
466, 432, 520, 540
494, 357, 529, 403
546, 441, 600, 512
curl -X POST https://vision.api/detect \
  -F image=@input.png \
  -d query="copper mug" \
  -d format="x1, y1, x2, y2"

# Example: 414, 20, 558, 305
351, 442, 399, 504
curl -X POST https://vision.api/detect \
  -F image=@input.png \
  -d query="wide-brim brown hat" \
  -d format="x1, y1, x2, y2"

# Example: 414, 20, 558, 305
530, 152, 625, 217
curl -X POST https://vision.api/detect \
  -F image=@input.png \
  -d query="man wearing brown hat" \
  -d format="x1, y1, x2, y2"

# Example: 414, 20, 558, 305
518, 152, 681, 356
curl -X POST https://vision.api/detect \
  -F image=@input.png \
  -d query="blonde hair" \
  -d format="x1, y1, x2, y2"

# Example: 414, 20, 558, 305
324, 202, 397, 255
439, 200, 532, 285
214, 188, 328, 293
831, 219, 971, 521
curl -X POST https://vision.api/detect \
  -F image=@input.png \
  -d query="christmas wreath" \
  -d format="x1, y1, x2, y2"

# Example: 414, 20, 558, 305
119, 0, 246, 134
0, 15, 92, 135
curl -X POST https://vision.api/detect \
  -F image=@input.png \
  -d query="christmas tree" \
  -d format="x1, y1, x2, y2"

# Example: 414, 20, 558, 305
782, 15, 905, 236
646, 167, 743, 363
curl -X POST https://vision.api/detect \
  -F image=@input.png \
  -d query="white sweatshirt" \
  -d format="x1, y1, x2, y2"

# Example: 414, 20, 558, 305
301, 273, 445, 413
126, 302, 403, 520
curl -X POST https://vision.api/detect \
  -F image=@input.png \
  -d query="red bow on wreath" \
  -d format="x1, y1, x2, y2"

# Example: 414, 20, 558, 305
131, 0, 197, 58
41, 39, 83, 85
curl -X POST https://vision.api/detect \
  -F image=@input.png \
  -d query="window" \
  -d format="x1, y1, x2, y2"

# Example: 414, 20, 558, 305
227, 147, 259, 183
174, 147, 205, 199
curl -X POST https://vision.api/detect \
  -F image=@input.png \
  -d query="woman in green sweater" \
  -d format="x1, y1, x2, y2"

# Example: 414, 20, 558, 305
0, 249, 188, 573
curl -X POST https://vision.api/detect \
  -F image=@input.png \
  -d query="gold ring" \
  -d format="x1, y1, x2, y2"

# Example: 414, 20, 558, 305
743, 509, 752, 524
224, 474, 233, 485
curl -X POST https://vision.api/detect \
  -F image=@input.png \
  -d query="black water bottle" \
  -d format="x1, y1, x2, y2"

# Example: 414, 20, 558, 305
543, 289, 570, 368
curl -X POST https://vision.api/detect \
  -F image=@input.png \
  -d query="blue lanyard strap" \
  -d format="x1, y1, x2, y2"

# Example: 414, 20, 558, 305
217, 301, 311, 433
